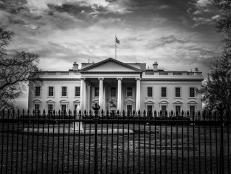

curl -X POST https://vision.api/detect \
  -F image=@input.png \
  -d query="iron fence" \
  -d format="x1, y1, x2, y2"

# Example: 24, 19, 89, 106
0, 109, 230, 174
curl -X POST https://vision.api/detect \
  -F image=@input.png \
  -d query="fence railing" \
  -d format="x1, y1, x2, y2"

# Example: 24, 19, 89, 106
0, 109, 230, 174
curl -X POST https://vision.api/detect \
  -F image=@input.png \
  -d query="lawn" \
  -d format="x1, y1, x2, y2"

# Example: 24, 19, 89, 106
0, 122, 231, 174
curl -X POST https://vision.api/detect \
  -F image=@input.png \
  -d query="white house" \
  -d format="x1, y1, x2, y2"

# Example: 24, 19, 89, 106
28, 58, 203, 114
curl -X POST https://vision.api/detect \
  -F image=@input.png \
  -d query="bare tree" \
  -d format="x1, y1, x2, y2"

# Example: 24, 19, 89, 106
0, 27, 39, 109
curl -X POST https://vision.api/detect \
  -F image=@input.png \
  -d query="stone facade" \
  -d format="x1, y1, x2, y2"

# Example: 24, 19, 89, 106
28, 58, 203, 113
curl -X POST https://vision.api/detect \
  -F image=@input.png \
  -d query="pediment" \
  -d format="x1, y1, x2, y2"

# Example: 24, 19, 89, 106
32, 99, 41, 103
81, 58, 141, 73
173, 101, 183, 104
46, 100, 55, 103
159, 100, 169, 104
187, 100, 198, 104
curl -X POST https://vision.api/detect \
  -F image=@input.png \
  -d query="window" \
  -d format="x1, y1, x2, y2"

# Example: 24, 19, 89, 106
147, 105, 153, 116
95, 87, 99, 97
62, 86, 67, 96
61, 104, 66, 111
75, 86, 80, 96
161, 87, 167, 97
189, 87, 195, 97
190, 106, 195, 115
35, 86, 40, 96
127, 87, 133, 97
48, 86, 54, 96
175, 87, 181, 97
175, 106, 181, 114
48, 104, 53, 111
111, 87, 116, 97
35, 104, 40, 111
127, 105, 132, 113
147, 87, 153, 97
161, 105, 167, 111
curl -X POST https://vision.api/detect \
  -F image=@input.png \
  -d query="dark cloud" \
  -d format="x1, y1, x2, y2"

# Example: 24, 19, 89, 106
147, 35, 188, 49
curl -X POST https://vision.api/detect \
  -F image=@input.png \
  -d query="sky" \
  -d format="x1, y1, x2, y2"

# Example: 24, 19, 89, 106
0, 0, 224, 108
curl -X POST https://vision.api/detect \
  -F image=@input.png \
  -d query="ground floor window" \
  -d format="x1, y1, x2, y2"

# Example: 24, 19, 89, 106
190, 105, 195, 116
61, 104, 67, 112
175, 105, 181, 115
35, 104, 40, 111
48, 104, 53, 112
127, 105, 132, 115
147, 105, 153, 116
161, 105, 167, 111
160, 105, 167, 117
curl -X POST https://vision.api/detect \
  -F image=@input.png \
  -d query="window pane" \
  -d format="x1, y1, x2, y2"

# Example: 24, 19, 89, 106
161, 105, 167, 111
176, 106, 181, 113
161, 87, 167, 97
190, 106, 195, 114
35, 87, 40, 96
75, 86, 80, 96
95, 87, 99, 97
147, 87, 152, 97
48, 104, 53, 111
62, 87, 67, 96
175, 87, 181, 97
127, 87, 132, 97
35, 104, 40, 111
61, 105, 66, 111
147, 105, 152, 113
127, 105, 132, 113
111, 87, 116, 97
190, 87, 195, 97
48, 86, 54, 96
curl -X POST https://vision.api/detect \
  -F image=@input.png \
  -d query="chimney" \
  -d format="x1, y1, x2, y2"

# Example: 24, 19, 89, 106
73, 62, 78, 71
153, 61, 158, 71
194, 67, 199, 72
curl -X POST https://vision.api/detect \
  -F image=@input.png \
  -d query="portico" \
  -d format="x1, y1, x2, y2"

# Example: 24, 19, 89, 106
79, 77, 141, 112
79, 58, 142, 112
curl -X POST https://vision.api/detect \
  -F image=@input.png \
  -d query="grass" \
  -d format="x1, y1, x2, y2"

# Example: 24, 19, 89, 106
0, 122, 231, 174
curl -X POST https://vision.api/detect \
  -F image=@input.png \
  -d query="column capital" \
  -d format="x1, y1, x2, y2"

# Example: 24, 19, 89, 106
135, 77, 141, 81
98, 77, 104, 80
80, 77, 85, 80
117, 77, 123, 80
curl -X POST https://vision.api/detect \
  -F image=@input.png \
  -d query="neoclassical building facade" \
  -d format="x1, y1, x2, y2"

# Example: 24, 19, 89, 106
28, 58, 203, 113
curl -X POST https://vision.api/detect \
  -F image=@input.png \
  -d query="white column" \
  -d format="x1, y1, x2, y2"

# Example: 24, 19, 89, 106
80, 78, 85, 111
117, 78, 122, 111
136, 78, 141, 112
86, 83, 91, 111
83, 80, 87, 111
99, 78, 104, 109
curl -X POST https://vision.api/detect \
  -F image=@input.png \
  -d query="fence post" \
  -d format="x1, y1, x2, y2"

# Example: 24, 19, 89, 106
94, 109, 99, 174
219, 105, 224, 174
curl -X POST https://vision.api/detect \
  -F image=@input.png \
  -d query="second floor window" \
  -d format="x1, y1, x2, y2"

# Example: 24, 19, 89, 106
95, 87, 99, 97
127, 87, 133, 97
62, 86, 67, 96
175, 87, 181, 97
189, 87, 195, 97
75, 86, 80, 96
161, 87, 167, 97
48, 86, 54, 96
35, 86, 40, 96
147, 87, 153, 97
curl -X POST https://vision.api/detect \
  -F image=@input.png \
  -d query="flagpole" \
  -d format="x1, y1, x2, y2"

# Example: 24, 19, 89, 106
115, 35, 117, 59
